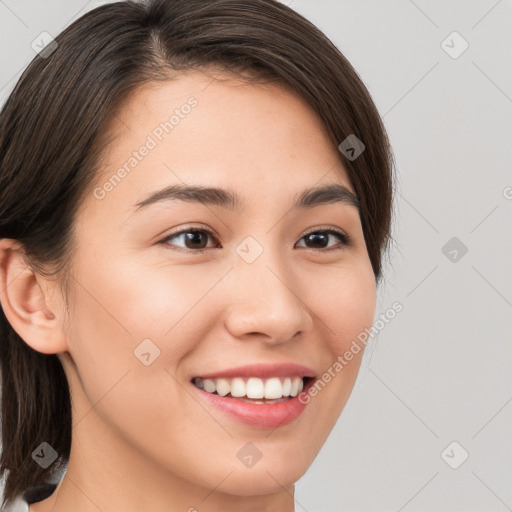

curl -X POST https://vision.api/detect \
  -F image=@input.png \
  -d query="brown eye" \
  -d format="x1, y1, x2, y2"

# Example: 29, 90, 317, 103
296, 229, 351, 251
160, 227, 219, 253
159, 226, 351, 254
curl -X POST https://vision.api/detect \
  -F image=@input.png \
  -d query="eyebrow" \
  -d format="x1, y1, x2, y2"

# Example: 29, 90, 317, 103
134, 182, 360, 213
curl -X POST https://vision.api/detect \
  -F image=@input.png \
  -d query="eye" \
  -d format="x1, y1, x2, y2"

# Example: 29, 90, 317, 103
159, 224, 219, 253
296, 228, 351, 251
159, 225, 351, 253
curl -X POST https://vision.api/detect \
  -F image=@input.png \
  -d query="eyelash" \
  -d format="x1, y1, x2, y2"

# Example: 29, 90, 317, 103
159, 224, 352, 254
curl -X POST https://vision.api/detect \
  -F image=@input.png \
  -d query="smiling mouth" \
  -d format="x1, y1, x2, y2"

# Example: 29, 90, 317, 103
191, 375, 314, 403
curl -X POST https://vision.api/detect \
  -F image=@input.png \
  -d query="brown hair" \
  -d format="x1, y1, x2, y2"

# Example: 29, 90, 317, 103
0, 0, 395, 507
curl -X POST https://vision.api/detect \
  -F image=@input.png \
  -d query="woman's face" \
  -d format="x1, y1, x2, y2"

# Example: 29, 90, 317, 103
56, 69, 376, 498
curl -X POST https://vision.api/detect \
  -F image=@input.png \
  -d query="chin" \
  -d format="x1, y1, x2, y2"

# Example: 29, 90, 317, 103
219, 466, 305, 497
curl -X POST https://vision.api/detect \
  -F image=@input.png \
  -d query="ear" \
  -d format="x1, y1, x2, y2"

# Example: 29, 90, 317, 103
0, 238, 67, 355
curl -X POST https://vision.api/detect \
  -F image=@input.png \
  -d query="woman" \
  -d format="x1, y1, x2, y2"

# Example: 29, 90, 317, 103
0, 0, 395, 510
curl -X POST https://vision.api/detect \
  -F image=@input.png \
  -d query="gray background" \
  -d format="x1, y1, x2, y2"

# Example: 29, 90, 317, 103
1, 1, 511, 511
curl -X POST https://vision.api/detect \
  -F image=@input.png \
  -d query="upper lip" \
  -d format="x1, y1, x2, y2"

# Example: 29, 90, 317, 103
193, 363, 316, 380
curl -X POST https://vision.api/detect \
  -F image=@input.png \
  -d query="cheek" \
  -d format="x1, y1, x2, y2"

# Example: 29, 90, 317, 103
309, 258, 377, 356
71, 249, 215, 348
63, 258, 226, 481
107, 254, 224, 335
302, 259, 376, 419
64, 251, 227, 417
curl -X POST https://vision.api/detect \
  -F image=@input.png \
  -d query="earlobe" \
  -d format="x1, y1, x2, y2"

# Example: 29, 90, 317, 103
0, 238, 66, 354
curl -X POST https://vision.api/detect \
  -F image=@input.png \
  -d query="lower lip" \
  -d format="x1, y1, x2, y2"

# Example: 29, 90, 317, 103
190, 379, 315, 429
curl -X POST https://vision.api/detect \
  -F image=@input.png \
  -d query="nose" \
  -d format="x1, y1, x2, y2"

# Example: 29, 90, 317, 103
223, 255, 314, 345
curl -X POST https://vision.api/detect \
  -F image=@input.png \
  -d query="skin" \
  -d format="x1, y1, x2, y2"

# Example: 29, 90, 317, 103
0, 68, 376, 512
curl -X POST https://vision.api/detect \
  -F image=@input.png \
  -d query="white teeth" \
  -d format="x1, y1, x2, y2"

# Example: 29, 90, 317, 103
193, 376, 306, 399
264, 377, 283, 399
230, 378, 246, 397
215, 378, 231, 397
246, 377, 264, 399
290, 376, 303, 397
282, 377, 292, 396
203, 379, 216, 393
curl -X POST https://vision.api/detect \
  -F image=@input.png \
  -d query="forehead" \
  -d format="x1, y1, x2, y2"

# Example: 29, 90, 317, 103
87, 70, 354, 216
